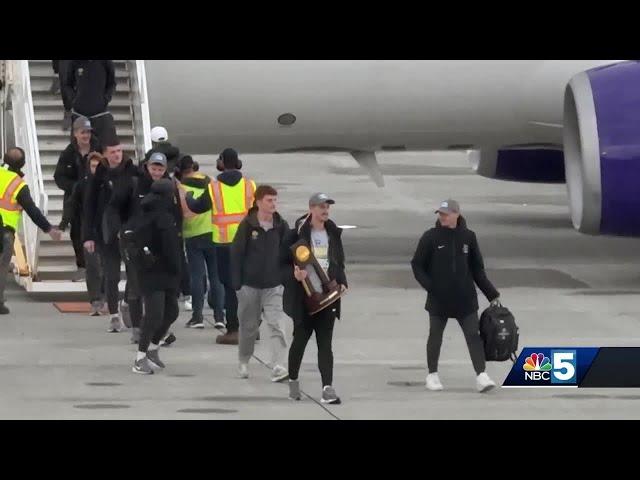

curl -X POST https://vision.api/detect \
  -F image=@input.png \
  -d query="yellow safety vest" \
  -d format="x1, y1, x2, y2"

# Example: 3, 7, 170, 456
209, 177, 256, 244
181, 175, 212, 239
0, 168, 26, 231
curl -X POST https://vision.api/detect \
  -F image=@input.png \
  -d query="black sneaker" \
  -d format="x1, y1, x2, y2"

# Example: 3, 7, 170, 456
0, 303, 10, 315
160, 332, 176, 347
213, 313, 226, 330
186, 317, 204, 329
146, 349, 165, 369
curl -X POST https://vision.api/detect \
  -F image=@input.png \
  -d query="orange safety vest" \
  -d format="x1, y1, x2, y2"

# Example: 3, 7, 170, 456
209, 177, 256, 244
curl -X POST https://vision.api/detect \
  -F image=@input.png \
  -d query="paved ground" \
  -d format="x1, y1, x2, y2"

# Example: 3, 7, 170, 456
3, 151, 640, 419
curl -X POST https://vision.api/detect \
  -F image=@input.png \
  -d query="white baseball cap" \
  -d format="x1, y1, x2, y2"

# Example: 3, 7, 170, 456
150, 126, 169, 143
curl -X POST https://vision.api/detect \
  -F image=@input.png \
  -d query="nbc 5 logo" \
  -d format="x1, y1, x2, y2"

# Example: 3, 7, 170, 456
523, 350, 577, 384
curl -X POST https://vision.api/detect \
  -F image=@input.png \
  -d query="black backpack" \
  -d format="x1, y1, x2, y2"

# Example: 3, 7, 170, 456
479, 304, 519, 363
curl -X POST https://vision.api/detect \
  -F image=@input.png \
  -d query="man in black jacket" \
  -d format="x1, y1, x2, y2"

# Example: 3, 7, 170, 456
51, 60, 72, 129
61, 152, 104, 315
143, 126, 181, 173
130, 179, 182, 375
54, 116, 100, 282
83, 136, 138, 333
411, 199, 500, 393
63, 60, 117, 142
281, 193, 347, 405
232, 185, 290, 382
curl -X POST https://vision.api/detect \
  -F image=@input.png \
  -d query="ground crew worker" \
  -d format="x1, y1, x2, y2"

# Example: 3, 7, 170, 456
411, 199, 500, 393
54, 116, 100, 282
176, 155, 225, 329
232, 185, 289, 382
0, 148, 62, 314
184, 148, 256, 345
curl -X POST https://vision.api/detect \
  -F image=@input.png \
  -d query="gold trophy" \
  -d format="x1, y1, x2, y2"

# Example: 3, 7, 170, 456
291, 239, 343, 315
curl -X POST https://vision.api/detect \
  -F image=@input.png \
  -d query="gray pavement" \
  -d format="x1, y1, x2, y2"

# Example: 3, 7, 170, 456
3, 151, 640, 419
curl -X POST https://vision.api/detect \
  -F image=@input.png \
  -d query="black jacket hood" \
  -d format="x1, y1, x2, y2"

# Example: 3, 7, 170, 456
217, 170, 243, 187
182, 174, 211, 189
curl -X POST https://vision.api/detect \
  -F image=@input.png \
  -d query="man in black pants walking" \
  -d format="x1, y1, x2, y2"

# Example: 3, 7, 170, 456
411, 199, 500, 393
281, 193, 347, 405
130, 179, 181, 374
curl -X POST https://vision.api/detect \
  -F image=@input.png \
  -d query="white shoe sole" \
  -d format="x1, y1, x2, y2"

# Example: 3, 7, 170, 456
188, 324, 205, 329
132, 367, 153, 375
478, 384, 496, 393
321, 398, 341, 404
426, 385, 444, 391
214, 323, 226, 330
271, 372, 290, 383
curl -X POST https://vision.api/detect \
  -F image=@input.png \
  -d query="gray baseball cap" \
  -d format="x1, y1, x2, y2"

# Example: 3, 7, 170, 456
435, 199, 460, 214
148, 152, 167, 167
309, 192, 335, 206
73, 116, 92, 131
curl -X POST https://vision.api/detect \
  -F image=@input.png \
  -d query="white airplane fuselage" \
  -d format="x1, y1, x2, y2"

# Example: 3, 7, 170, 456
144, 60, 616, 155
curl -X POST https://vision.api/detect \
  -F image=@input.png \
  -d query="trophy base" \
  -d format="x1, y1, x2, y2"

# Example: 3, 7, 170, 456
306, 287, 343, 316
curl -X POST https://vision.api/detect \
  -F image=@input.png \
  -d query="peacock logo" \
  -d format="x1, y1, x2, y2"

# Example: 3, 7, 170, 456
523, 353, 552, 372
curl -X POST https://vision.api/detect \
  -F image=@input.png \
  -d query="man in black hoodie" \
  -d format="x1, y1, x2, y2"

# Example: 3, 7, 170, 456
232, 185, 290, 382
281, 193, 347, 405
143, 126, 182, 173
83, 136, 138, 333
130, 179, 182, 375
411, 199, 500, 393
51, 60, 72, 129
63, 60, 117, 142
54, 116, 100, 282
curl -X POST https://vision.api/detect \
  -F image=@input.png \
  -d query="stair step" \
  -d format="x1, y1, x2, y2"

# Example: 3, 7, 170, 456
39, 142, 135, 152
26, 280, 126, 293
35, 112, 132, 122
30, 81, 130, 94
33, 98, 131, 107
37, 128, 134, 138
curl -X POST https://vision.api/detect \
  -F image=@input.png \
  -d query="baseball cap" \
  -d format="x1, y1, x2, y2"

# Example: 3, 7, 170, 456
150, 126, 168, 143
148, 152, 167, 167
73, 116, 92, 131
309, 192, 335, 206
435, 199, 460, 214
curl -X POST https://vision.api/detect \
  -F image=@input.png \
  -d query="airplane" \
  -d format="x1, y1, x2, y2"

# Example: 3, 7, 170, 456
144, 60, 638, 237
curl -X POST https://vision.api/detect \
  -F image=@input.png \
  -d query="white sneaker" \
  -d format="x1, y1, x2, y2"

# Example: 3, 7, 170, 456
184, 296, 192, 312
238, 363, 249, 379
476, 372, 497, 393
426, 373, 444, 391
271, 365, 289, 383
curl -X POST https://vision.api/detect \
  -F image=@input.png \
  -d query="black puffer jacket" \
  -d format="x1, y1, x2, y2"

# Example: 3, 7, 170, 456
137, 192, 182, 295
411, 216, 499, 318
231, 207, 289, 290
54, 138, 100, 196
82, 157, 138, 243
281, 214, 347, 325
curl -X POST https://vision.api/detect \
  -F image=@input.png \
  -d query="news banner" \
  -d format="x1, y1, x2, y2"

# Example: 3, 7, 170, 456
502, 348, 640, 388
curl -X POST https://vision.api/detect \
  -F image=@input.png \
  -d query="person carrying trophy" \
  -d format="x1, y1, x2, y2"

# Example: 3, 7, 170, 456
281, 192, 347, 405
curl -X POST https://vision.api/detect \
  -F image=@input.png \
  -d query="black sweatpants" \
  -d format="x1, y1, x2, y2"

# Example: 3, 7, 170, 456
57, 60, 72, 112
139, 289, 179, 353
70, 215, 85, 269
427, 311, 486, 375
99, 241, 122, 315
288, 308, 336, 387
216, 244, 238, 333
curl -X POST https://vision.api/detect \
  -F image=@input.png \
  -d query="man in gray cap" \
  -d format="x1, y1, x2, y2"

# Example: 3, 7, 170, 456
281, 192, 347, 404
411, 198, 501, 393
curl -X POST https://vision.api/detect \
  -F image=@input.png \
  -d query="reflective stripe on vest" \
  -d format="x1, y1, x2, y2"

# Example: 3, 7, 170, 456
0, 169, 26, 231
181, 183, 212, 239
209, 177, 256, 244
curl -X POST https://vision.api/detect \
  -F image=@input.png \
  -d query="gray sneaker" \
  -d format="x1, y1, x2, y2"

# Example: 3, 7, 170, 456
130, 327, 141, 344
107, 315, 125, 333
146, 349, 165, 369
289, 380, 301, 401
321, 386, 341, 404
72, 267, 86, 282
89, 301, 102, 317
132, 357, 154, 375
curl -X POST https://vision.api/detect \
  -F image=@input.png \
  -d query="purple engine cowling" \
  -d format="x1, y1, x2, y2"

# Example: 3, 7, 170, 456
471, 147, 565, 183
564, 61, 640, 236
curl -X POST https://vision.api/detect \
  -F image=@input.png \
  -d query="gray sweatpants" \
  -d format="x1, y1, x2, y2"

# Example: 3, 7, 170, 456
237, 285, 287, 367
0, 230, 14, 304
